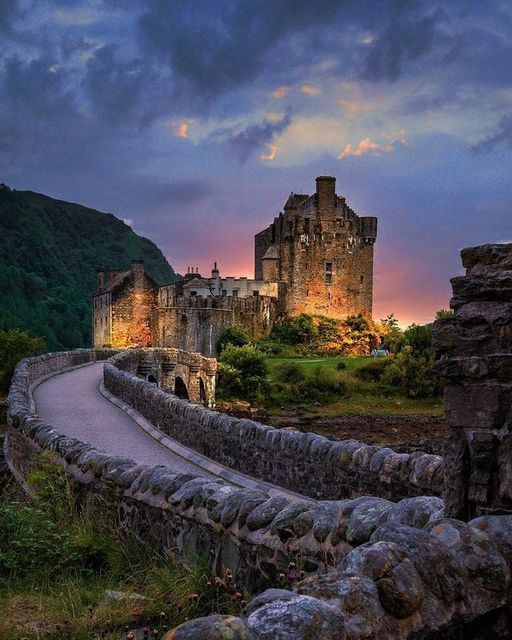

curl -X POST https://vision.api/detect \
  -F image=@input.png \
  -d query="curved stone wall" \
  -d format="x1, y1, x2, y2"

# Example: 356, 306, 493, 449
105, 349, 444, 501
6, 348, 444, 597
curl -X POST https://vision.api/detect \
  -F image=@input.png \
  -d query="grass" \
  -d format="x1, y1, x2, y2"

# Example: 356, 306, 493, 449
0, 454, 245, 639
264, 355, 444, 417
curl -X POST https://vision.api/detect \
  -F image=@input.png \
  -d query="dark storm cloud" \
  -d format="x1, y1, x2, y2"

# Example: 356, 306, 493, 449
363, 11, 442, 82
0, 0, 22, 33
138, 0, 343, 104
82, 44, 156, 126
215, 109, 292, 163
473, 113, 512, 154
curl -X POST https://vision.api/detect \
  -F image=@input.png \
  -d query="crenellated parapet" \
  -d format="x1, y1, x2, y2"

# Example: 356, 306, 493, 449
434, 243, 512, 519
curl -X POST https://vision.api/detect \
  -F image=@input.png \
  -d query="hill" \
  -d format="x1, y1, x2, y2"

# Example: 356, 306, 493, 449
0, 185, 176, 350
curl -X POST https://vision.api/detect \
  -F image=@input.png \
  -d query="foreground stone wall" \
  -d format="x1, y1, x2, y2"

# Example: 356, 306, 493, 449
434, 243, 512, 520
6, 330, 512, 636
5, 349, 443, 596
105, 350, 444, 501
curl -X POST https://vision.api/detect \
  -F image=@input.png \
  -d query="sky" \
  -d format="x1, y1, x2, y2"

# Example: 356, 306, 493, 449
1, 0, 511, 326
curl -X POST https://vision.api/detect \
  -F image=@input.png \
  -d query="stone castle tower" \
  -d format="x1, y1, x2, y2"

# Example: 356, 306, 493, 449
254, 176, 378, 319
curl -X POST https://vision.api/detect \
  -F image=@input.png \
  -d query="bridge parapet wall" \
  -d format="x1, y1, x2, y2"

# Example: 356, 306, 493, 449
5, 342, 512, 637
105, 352, 444, 502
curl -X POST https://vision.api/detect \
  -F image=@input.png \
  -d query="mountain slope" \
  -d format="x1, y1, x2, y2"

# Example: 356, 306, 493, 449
0, 186, 176, 349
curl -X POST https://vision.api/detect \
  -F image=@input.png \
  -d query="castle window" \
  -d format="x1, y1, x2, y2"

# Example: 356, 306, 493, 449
325, 262, 333, 284
360, 276, 364, 284
335, 218, 342, 226
253, 290, 259, 296
190, 291, 197, 296
222, 289, 227, 296
232, 289, 239, 297
303, 218, 310, 232
287, 221, 293, 236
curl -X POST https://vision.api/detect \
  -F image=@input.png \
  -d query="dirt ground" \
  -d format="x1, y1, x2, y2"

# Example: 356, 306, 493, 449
218, 402, 450, 454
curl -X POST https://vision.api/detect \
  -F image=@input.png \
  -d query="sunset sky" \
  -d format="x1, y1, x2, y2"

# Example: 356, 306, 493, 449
1, 1, 511, 326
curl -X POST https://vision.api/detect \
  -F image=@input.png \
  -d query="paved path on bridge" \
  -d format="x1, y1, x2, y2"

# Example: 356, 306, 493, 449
32, 363, 309, 500
33, 362, 215, 477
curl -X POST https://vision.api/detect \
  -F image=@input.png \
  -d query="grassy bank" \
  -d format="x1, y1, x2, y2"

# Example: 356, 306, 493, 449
0, 454, 244, 640
262, 355, 444, 417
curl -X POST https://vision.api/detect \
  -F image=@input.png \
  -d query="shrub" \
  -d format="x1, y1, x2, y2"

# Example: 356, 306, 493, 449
0, 328, 45, 392
336, 361, 347, 371
216, 326, 250, 353
273, 361, 306, 384
218, 344, 268, 399
354, 357, 392, 382
299, 366, 352, 400
381, 346, 441, 398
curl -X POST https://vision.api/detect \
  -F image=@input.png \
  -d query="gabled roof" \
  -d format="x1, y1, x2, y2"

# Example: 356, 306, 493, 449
98, 270, 130, 294
284, 193, 309, 209
262, 244, 279, 260
183, 277, 211, 288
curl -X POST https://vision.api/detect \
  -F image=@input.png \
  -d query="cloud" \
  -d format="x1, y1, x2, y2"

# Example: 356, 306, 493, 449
138, 0, 343, 107
122, 218, 133, 227
260, 143, 278, 162
472, 113, 512, 154
81, 44, 157, 126
301, 84, 322, 96
363, 11, 442, 81
271, 85, 290, 99
215, 108, 292, 163
338, 135, 404, 159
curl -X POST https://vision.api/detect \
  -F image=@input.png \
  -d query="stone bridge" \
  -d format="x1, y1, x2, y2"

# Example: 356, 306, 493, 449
3, 243, 512, 639
131, 347, 217, 407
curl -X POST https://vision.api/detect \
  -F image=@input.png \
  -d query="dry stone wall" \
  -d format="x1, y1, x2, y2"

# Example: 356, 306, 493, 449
105, 349, 444, 501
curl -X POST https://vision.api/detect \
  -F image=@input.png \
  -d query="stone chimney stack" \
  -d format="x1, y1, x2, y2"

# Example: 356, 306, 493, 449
97, 269, 106, 291
315, 176, 336, 219
132, 260, 145, 292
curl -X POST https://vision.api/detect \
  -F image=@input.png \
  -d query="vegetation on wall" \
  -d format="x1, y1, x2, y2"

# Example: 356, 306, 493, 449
0, 184, 176, 351
0, 453, 245, 639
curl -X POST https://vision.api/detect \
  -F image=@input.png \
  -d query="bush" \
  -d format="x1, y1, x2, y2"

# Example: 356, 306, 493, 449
354, 357, 392, 382
0, 328, 45, 392
336, 361, 347, 371
218, 344, 268, 399
273, 361, 306, 384
216, 326, 250, 353
299, 366, 352, 400
381, 346, 441, 398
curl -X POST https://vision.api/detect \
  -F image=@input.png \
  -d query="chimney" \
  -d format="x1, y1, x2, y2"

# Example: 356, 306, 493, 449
315, 176, 336, 219
97, 269, 106, 291
132, 260, 144, 292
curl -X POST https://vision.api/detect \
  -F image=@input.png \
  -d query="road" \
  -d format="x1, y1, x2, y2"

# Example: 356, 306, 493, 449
33, 362, 214, 476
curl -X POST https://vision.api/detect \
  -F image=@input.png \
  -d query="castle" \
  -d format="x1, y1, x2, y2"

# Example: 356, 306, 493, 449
92, 176, 378, 356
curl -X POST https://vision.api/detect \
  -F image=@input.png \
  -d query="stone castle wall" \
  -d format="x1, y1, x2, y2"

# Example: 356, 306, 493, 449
151, 293, 285, 356
254, 177, 377, 320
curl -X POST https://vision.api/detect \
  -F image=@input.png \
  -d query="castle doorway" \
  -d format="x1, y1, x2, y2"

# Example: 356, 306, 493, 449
174, 376, 189, 400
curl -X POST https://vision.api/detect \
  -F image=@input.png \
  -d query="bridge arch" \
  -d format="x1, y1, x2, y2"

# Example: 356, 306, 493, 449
174, 376, 189, 400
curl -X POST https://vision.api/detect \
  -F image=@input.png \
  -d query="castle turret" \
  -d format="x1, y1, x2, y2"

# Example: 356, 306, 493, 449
315, 176, 336, 219
211, 262, 221, 295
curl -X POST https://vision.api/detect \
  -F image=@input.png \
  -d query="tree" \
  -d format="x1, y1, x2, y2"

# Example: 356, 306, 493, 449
0, 329, 46, 392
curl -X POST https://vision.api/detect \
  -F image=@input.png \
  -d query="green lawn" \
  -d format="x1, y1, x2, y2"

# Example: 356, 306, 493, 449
264, 355, 444, 417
